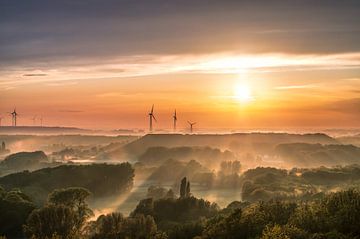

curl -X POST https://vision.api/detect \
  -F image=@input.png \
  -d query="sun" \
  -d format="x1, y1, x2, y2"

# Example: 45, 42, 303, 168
234, 84, 253, 102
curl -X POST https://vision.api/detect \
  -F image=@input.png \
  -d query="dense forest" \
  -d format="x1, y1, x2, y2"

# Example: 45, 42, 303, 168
1, 133, 360, 238
1, 181, 359, 238
0, 163, 134, 205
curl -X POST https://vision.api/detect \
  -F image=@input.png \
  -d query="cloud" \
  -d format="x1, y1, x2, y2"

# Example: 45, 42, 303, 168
0, 0, 359, 67
0, 52, 359, 90
23, 73, 47, 77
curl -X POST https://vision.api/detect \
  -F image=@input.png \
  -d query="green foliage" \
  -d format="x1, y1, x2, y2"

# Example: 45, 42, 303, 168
240, 166, 360, 202
24, 204, 78, 239
132, 196, 219, 235
48, 187, 94, 230
0, 187, 35, 238
24, 187, 93, 239
200, 189, 360, 239
147, 186, 175, 200
89, 212, 161, 239
167, 221, 204, 239
260, 224, 308, 239
290, 189, 360, 236
202, 201, 297, 239
0, 163, 134, 204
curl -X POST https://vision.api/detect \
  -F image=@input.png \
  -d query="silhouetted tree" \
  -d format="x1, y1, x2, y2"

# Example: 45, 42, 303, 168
186, 181, 191, 198
0, 187, 35, 238
180, 177, 187, 198
24, 204, 78, 239
24, 187, 93, 238
89, 212, 161, 239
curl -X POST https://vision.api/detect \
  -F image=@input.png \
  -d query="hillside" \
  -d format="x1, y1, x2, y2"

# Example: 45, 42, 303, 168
275, 143, 360, 167
122, 133, 338, 157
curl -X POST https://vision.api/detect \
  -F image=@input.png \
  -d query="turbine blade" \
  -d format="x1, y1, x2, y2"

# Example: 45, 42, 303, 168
152, 115, 157, 122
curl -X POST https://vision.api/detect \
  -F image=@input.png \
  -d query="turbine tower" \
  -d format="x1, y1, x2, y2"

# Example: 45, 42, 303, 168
148, 104, 156, 132
10, 108, 18, 127
188, 121, 196, 133
173, 109, 177, 132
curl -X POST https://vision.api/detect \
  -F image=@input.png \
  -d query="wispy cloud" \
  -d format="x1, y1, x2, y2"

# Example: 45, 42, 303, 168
23, 73, 48, 77
1, 52, 360, 89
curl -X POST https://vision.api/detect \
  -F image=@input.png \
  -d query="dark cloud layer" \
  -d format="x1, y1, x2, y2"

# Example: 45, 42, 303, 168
1, 0, 359, 66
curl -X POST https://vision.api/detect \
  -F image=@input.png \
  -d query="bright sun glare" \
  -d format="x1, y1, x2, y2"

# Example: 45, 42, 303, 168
234, 84, 253, 102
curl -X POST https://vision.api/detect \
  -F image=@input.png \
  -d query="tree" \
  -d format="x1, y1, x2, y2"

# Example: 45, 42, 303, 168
24, 187, 93, 238
90, 212, 161, 239
0, 188, 35, 238
24, 205, 78, 239
48, 187, 94, 231
180, 177, 187, 198
260, 224, 308, 239
186, 182, 191, 198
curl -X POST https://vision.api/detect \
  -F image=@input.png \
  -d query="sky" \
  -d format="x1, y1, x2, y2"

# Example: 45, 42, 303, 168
0, 0, 360, 130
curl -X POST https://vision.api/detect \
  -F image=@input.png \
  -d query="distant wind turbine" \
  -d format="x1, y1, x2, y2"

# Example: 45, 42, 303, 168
188, 121, 196, 133
148, 104, 157, 132
173, 109, 177, 132
8, 108, 19, 127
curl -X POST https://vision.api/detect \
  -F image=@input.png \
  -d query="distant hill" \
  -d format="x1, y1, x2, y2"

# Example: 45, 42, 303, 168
275, 143, 360, 167
0, 134, 137, 153
138, 146, 237, 168
337, 135, 360, 147
122, 133, 338, 157
0, 126, 95, 135
0, 151, 61, 176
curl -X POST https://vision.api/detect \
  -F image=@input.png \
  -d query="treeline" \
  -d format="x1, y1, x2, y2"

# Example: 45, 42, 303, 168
138, 146, 236, 168
2, 185, 359, 239
199, 189, 360, 239
135, 158, 242, 189
0, 163, 134, 205
275, 143, 360, 167
241, 165, 360, 202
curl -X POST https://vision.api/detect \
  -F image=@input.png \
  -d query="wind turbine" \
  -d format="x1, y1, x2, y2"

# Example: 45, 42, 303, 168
148, 104, 157, 132
173, 109, 177, 132
9, 108, 19, 127
188, 121, 196, 133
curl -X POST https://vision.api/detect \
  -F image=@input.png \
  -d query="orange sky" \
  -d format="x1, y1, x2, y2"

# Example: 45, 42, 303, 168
1, 1, 360, 131
1, 53, 360, 130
